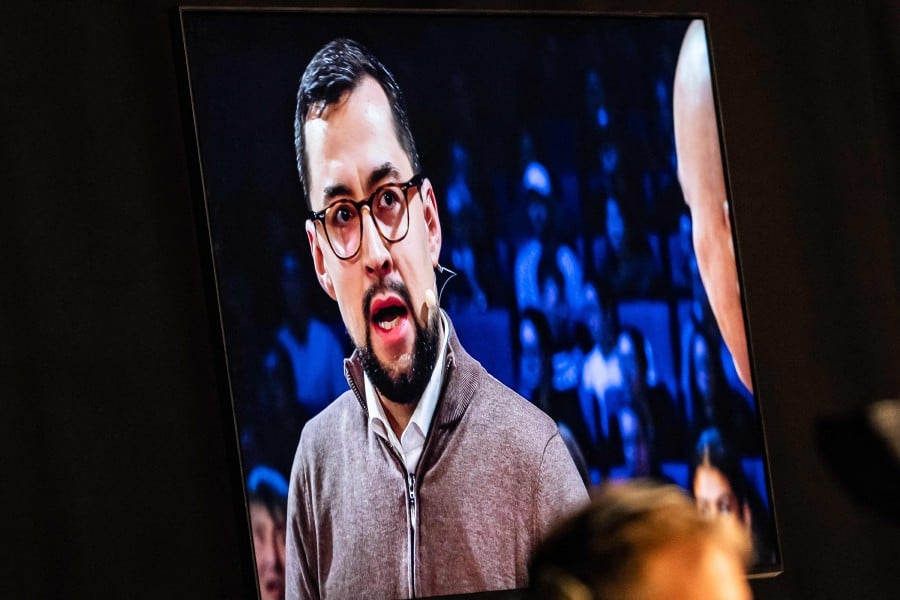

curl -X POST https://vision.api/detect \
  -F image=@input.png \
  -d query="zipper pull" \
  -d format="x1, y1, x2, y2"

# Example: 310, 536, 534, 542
408, 473, 416, 505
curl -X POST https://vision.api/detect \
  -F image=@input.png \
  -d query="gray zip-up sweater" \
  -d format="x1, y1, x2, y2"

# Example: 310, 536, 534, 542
286, 319, 588, 599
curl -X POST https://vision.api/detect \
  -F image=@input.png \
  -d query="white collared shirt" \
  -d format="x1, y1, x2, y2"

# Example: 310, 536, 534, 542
364, 312, 449, 475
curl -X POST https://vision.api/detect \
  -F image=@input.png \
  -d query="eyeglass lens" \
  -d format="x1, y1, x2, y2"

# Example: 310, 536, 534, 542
324, 183, 410, 258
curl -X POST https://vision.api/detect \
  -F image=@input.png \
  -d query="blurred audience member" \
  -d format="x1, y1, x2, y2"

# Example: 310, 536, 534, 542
443, 142, 489, 313
274, 250, 347, 416
674, 19, 752, 392
616, 326, 688, 463
517, 308, 590, 486
580, 283, 623, 412
669, 210, 695, 295
247, 466, 289, 600
529, 480, 752, 600
517, 308, 557, 416
615, 404, 669, 483
537, 250, 572, 346
591, 196, 662, 299
679, 250, 722, 421
585, 141, 624, 210
692, 429, 777, 565
688, 328, 759, 456
575, 283, 628, 482
515, 161, 583, 316
248, 344, 308, 478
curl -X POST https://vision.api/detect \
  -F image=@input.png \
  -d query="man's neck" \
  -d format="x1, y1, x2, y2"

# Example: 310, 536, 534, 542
379, 313, 448, 439
377, 392, 417, 439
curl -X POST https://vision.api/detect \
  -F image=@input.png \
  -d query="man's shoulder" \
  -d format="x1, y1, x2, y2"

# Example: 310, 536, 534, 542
469, 371, 561, 445
298, 388, 364, 449
452, 370, 588, 503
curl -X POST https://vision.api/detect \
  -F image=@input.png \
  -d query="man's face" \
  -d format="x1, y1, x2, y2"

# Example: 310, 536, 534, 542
304, 77, 442, 402
250, 502, 286, 600
674, 20, 751, 392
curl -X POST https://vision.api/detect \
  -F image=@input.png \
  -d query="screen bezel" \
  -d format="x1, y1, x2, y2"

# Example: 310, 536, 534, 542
172, 6, 782, 592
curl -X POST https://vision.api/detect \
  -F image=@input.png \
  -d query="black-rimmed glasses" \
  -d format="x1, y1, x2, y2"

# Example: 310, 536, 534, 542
308, 174, 425, 260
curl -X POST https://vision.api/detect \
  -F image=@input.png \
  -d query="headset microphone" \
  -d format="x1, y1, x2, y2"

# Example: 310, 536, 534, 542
435, 264, 457, 302
422, 264, 457, 322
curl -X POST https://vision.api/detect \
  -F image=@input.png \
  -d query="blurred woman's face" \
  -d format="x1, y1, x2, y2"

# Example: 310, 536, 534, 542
693, 464, 744, 526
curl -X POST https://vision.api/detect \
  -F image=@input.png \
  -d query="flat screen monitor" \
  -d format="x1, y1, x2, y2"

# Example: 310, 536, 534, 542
176, 7, 781, 597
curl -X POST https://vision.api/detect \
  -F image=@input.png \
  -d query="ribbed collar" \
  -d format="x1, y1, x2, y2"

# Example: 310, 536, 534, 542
344, 311, 481, 431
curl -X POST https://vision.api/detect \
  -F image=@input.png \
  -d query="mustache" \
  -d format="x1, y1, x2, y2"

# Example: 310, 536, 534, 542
362, 279, 414, 320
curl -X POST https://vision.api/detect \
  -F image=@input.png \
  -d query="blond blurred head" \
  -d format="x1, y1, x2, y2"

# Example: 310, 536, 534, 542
529, 481, 752, 600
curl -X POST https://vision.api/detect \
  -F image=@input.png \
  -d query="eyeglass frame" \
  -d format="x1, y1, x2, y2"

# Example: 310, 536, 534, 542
307, 173, 425, 261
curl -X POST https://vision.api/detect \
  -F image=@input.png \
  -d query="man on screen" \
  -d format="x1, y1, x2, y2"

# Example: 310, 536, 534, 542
286, 38, 587, 599
674, 20, 753, 393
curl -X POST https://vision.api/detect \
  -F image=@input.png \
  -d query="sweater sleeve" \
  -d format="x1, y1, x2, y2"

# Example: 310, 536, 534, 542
535, 430, 589, 541
286, 440, 319, 600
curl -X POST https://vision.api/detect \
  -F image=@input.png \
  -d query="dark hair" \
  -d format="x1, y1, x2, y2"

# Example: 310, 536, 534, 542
294, 38, 421, 207
690, 428, 748, 504
247, 465, 289, 525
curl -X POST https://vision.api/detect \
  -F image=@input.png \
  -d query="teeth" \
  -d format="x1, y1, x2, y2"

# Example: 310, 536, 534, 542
380, 316, 400, 330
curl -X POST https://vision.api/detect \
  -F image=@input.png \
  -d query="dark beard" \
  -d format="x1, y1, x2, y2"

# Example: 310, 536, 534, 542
359, 281, 441, 405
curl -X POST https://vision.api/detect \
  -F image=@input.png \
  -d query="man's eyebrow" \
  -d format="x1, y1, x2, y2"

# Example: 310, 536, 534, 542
367, 163, 401, 189
320, 163, 401, 205
322, 183, 354, 202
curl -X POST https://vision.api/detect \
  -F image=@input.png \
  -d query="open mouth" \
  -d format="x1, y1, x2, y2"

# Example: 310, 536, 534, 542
370, 296, 409, 331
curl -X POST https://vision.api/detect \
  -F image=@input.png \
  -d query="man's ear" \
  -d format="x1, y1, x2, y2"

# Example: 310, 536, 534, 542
421, 178, 442, 268
307, 220, 336, 300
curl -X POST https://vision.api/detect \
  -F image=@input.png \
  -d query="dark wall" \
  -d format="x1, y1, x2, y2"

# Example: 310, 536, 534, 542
2, 2, 897, 598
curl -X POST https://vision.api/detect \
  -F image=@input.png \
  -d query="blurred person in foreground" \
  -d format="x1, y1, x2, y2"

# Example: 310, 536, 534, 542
248, 466, 289, 600
674, 20, 752, 393
529, 480, 752, 600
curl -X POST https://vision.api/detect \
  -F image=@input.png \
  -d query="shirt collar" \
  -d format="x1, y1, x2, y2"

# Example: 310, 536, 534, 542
364, 312, 450, 447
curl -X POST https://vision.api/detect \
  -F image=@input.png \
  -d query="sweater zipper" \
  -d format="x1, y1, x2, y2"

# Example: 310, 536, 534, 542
407, 471, 417, 598
383, 442, 418, 598
346, 351, 455, 598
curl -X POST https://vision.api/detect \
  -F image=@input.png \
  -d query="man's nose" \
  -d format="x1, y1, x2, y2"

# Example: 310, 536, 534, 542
360, 209, 392, 278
